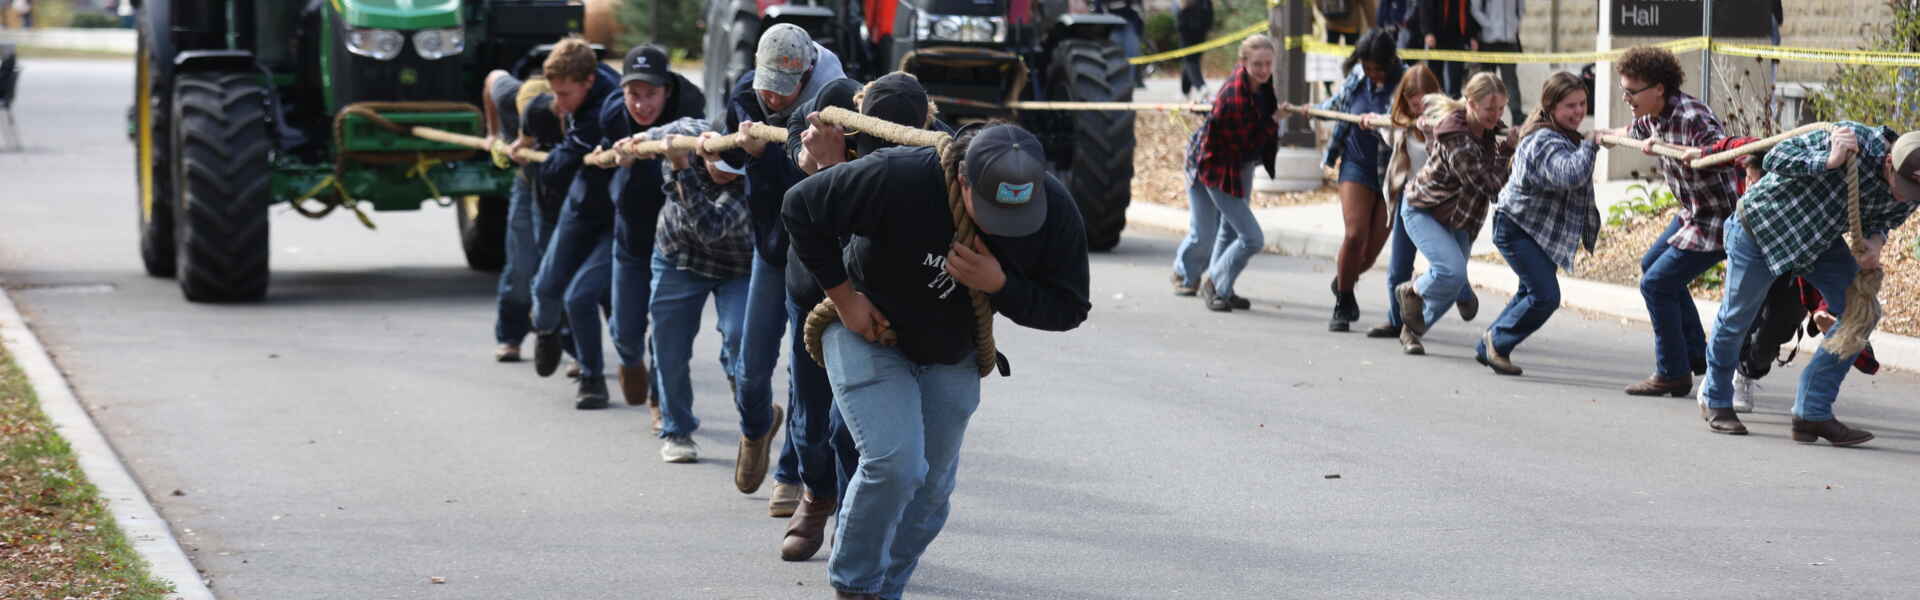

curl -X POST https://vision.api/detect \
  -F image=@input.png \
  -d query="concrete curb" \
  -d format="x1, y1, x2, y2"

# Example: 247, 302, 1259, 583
1126, 202, 1920, 373
0, 290, 213, 600
0, 28, 138, 54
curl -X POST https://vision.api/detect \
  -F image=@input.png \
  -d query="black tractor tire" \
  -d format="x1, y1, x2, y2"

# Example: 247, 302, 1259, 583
704, 3, 761, 121
135, 27, 175, 277
457, 195, 508, 272
171, 71, 272, 302
1045, 39, 1136, 251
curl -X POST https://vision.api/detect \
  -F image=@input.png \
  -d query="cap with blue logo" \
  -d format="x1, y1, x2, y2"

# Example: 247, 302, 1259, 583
964, 124, 1049, 237
620, 45, 672, 88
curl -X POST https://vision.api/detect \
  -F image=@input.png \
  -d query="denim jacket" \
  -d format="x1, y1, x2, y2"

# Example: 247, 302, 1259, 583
1317, 65, 1394, 176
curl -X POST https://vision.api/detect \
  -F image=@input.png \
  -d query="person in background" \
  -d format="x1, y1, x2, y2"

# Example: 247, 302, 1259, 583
1175, 0, 1214, 100
1377, 0, 1421, 50
1479, 72, 1598, 375
1469, 0, 1524, 123
1605, 46, 1739, 398
481, 70, 550, 364
1310, 29, 1404, 332
1693, 123, 1920, 444
1319, 0, 1377, 46
1395, 71, 1512, 355
118, 0, 134, 29
1366, 64, 1481, 348
1170, 34, 1280, 313
1419, 0, 1477, 95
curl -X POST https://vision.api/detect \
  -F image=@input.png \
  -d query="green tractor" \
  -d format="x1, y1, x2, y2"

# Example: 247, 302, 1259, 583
131, 0, 584, 302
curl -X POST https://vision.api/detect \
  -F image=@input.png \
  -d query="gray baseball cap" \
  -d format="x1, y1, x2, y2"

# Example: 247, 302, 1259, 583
965, 125, 1050, 238
1890, 130, 1920, 203
753, 24, 817, 96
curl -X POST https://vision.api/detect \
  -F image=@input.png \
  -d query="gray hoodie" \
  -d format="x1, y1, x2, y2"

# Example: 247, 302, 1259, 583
1470, 0, 1522, 44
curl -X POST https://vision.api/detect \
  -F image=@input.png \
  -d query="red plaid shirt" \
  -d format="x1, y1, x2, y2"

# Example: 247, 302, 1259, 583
1192, 65, 1278, 198
1628, 92, 1740, 252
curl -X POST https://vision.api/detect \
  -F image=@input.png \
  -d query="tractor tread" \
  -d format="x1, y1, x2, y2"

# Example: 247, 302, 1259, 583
172, 71, 272, 302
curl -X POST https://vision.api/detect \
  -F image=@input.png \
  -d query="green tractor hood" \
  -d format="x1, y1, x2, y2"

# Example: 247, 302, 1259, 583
331, 0, 463, 30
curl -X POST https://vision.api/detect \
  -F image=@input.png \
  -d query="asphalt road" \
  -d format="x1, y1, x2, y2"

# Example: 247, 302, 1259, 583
6, 58, 1920, 599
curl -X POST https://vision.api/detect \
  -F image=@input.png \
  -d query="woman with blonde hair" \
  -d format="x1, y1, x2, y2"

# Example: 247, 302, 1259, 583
1395, 71, 1513, 354
1363, 63, 1481, 345
1171, 33, 1281, 312
1475, 72, 1600, 375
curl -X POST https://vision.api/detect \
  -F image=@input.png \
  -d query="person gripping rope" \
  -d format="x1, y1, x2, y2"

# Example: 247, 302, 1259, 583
1395, 71, 1514, 356
783, 122, 1089, 600
1170, 34, 1280, 313
522, 37, 622, 408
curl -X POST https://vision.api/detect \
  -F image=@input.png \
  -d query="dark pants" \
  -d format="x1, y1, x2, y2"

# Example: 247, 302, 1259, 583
1426, 40, 1472, 96
1482, 213, 1561, 357
772, 295, 859, 499
1639, 215, 1726, 379
1740, 276, 1807, 379
1179, 29, 1209, 95
531, 186, 614, 378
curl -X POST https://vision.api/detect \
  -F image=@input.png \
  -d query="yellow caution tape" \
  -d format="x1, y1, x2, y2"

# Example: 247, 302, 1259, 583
1130, 21, 1269, 65
1710, 41, 1920, 67
1301, 36, 1710, 64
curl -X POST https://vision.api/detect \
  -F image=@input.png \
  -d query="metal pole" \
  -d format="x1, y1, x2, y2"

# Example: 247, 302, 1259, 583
1550, 0, 1559, 55
1701, 0, 1714, 105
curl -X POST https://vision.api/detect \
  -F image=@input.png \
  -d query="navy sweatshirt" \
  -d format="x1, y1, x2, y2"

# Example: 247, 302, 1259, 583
782, 145, 1091, 366
537, 63, 621, 225
602, 73, 706, 255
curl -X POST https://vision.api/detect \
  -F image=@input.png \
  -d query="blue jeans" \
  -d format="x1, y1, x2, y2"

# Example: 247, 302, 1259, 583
775, 296, 859, 499
1400, 202, 1473, 328
650, 252, 754, 438
1192, 176, 1263, 297
1701, 219, 1861, 420
609, 219, 654, 369
1381, 208, 1480, 326
1172, 178, 1219, 289
495, 176, 540, 345
531, 197, 613, 378
1640, 216, 1726, 378
1482, 213, 1560, 357
823, 325, 980, 598
734, 250, 787, 442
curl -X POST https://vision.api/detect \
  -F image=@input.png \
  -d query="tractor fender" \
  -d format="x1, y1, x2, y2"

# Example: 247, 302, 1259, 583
1050, 13, 1126, 42
173, 50, 260, 75
139, 0, 175, 83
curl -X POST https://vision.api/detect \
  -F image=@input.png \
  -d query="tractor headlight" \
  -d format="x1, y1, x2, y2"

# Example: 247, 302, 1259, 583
914, 13, 1006, 43
345, 28, 405, 61
413, 28, 466, 60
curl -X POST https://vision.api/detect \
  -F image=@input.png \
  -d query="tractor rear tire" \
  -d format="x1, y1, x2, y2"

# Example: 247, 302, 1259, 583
1046, 39, 1135, 251
171, 71, 271, 302
135, 27, 175, 278
704, 4, 761, 121
457, 195, 508, 272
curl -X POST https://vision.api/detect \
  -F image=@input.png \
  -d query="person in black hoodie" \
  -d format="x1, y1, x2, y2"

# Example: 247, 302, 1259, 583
1176, 0, 1214, 98
599, 45, 707, 422
783, 121, 1090, 599
520, 37, 622, 408
1420, 0, 1479, 95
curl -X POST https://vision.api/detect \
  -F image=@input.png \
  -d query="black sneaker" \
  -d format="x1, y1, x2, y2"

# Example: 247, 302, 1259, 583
1226, 294, 1252, 310
534, 332, 563, 378
574, 375, 610, 410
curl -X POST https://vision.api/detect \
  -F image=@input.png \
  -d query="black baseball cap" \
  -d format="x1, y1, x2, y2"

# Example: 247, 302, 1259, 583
964, 125, 1049, 237
521, 94, 563, 147
856, 73, 931, 156
620, 45, 672, 88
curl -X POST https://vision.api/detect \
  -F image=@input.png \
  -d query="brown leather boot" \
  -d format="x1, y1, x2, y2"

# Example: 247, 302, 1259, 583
1700, 404, 1748, 435
1624, 375, 1692, 397
781, 493, 837, 562
1395, 282, 1427, 336
735, 405, 784, 494
619, 365, 650, 406
833, 591, 877, 600
1791, 418, 1874, 447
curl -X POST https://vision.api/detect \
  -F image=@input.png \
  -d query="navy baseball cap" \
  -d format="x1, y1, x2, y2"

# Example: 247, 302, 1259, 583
620, 45, 672, 88
964, 125, 1049, 237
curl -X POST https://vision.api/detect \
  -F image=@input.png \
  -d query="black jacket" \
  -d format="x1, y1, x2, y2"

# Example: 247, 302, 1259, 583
604, 73, 706, 254
783, 146, 1091, 366
719, 70, 809, 267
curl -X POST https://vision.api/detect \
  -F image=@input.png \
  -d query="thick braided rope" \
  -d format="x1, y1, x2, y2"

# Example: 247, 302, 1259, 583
800, 108, 998, 378
1822, 154, 1883, 357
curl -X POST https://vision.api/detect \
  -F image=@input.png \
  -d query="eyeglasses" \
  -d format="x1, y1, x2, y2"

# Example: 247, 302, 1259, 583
1621, 83, 1658, 99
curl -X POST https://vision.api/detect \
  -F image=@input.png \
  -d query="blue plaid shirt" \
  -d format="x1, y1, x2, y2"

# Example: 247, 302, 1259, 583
1497, 127, 1601, 272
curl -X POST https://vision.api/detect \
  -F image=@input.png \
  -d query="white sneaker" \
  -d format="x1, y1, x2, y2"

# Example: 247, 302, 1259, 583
1731, 372, 1758, 413
660, 435, 698, 463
